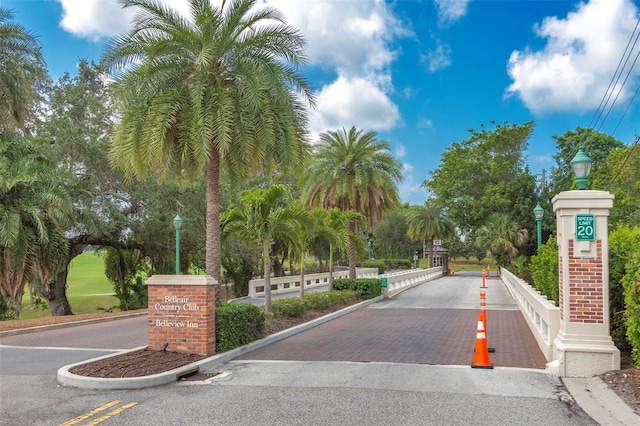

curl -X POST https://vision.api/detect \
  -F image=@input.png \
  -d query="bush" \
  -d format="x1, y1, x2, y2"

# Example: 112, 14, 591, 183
530, 236, 559, 305
272, 298, 306, 318
0, 294, 17, 320
357, 259, 386, 274
384, 258, 412, 269
216, 303, 265, 352
333, 278, 382, 300
303, 290, 359, 310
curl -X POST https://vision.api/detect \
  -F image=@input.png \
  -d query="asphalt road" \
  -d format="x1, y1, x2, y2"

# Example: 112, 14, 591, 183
0, 273, 596, 425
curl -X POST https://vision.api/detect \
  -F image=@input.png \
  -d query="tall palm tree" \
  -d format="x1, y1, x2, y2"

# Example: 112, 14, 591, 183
0, 7, 46, 132
104, 0, 314, 302
0, 134, 71, 315
475, 213, 529, 267
221, 184, 309, 312
302, 126, 402, 278
406, 204, 454, 267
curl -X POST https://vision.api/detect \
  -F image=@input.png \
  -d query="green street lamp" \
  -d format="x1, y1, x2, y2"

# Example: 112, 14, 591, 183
570, 148, 592, 190
173, 214, 182, 275
533, 203, 544, 249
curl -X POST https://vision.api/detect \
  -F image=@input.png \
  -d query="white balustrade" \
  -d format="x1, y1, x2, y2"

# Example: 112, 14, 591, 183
381, 267, 444, 298
499, 267, 560, 361
248, 268, 379, 298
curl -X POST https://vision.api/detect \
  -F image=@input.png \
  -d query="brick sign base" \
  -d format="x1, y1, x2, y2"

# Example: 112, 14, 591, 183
146, 275, 217, 356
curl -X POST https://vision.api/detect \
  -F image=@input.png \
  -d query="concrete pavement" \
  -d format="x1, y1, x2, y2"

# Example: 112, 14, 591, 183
1, 271, 639, 425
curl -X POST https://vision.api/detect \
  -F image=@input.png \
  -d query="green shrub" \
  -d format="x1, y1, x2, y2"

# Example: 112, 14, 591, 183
272, 297, 306, 318
357, 259, 386, 274
333, 278, 381, 299
216, 303, 265, 352
384, 258, 412, 269
0, 294, 17, 320
303, 292, 333, 310
530, 236, 559, 305
610, 225, 640, 363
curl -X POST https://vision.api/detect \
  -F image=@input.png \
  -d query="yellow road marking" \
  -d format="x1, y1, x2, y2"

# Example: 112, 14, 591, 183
58, 400, 122, 426
85, 402, 138, 425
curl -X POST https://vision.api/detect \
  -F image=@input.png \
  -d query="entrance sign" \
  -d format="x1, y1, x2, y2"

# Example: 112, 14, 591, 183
575, 214, 595, 241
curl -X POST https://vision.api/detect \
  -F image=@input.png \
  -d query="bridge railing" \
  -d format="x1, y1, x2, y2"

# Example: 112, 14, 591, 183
500, 267, 560, 361
248, 268, 379, 298
382, 267, 444, 298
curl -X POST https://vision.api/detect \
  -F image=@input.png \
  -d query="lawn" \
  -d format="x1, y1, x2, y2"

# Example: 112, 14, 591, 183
19, 251, 120, 319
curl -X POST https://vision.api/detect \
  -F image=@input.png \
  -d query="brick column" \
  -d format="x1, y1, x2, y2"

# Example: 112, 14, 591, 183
146, 275, 217, 356
549, 190, 619, 377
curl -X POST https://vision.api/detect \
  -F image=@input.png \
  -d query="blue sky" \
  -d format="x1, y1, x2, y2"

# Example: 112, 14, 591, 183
3, 0, 640, 205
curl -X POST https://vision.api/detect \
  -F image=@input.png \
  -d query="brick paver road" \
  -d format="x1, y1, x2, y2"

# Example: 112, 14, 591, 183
238, 272, 548, 369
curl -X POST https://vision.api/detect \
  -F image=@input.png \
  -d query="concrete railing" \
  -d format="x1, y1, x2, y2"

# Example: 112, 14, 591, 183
500, 267, 560, 361
248, 268, 379, 298
382, 267, 444, 298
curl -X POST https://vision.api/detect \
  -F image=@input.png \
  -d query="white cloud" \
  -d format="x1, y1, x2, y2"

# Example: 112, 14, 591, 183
396, 144, 406, 158
308, 75, 400, 135
434, 0, 471, 24
267, 0, 406, 78
417, 118, 434, 129
422, 40, 452, 72
506, 0, 640, 114
57, 0, 192, 40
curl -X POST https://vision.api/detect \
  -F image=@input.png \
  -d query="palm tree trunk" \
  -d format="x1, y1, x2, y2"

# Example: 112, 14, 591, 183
299, 254, 305, 299
348, 221, 357, 279
206, 146, 222, 306
263, 241, 272, 312
328, 243, 334, 291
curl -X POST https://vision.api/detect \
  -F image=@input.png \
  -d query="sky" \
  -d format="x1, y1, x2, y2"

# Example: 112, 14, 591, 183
3, 0, 640, 205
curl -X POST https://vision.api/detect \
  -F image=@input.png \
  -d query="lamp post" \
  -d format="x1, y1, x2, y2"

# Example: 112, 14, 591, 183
173, 214, 182, 275
533, 203, 544, 249
570, 148, 592, 190
368, 240, 372, 260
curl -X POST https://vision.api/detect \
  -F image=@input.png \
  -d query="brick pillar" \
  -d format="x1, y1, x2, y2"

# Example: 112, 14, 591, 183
549, 190, 619, 377
146, 275, 217, 356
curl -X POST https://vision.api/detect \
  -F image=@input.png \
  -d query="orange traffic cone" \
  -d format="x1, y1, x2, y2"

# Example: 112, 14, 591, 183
471, 314, 493, 369
480, 291, 495, 353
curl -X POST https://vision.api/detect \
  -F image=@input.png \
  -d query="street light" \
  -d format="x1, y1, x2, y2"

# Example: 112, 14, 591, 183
533, 203, 544, 249
173, 214, 182, 275
570, 148, 592, 190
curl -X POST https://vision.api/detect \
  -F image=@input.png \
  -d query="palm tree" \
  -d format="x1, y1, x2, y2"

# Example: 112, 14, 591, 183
0, 134, 71, 315
406, 204, 454, 267
221, 184, 309, 312
0, 7, 46, 132
301, 126, 402, 278
475, 213, 529, 268
104, 0, 314, 302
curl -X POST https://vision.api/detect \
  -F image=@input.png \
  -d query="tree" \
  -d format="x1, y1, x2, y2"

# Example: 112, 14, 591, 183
406, 203, 454, 267
475, 213, 528, 268
301, 126, 402, 278
372, 208, 417, 259
424, 122, 537, 247
0, 7, 46, 132
551, 127, 624, 193
0, 133, 71, 315
105, 0, 314, 304
221, 184, 309, 312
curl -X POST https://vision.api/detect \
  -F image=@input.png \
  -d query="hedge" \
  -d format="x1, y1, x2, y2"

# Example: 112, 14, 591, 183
333, 278, 382, 300
215, 302, 265, 352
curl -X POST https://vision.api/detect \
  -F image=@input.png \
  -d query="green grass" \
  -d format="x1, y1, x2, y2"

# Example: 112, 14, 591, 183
19, 251, 120, 319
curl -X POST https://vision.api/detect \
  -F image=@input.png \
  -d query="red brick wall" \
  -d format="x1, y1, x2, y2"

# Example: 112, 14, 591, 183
567, 240, 604, 324
147, 283, 216, 356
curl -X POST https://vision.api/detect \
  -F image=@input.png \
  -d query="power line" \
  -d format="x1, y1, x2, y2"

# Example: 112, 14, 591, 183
588, 17, 640, 130
610, 136, 638, 183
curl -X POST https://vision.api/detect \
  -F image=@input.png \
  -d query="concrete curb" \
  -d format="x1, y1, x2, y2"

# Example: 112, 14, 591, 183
56, 296, 383, 390
0, 311, 148, 338
563, 376, 640, 425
